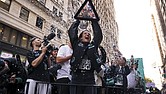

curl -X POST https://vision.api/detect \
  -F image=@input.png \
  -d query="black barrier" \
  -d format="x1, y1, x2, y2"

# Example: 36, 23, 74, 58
0, 89, 6, 94
27, 82, 143, 94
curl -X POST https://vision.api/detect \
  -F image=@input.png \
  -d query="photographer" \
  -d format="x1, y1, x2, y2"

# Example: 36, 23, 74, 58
49, 47, 60, 94
0, 57, 27, 94
24, 37, 51, 94
49, 47, 60, 82
0, 57, 9, 77
0, 57, 9, 92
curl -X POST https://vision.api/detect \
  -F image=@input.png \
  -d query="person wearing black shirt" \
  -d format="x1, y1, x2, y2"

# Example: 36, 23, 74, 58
49, 47, 59, 82
24, 37, 51, 94
68, 20, 103, 94
110, 57, 130, 94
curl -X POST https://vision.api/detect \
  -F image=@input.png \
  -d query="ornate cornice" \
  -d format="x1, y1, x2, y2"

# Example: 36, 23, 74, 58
27, 0, 68, 28
50, 0, 64, 10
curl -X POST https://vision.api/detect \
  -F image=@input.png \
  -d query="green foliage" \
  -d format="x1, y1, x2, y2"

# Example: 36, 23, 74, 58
145, 77, 153, 83
162, 73, 166, 78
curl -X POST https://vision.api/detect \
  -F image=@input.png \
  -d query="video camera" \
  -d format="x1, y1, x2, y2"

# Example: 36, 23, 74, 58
43, 32, 55, 56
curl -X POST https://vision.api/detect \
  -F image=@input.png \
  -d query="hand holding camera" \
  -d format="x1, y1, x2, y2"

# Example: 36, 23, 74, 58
41, 46, 48, 54
42, 33, 55, 56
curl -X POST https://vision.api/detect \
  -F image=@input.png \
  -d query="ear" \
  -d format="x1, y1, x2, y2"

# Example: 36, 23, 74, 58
80, 37, 83, 41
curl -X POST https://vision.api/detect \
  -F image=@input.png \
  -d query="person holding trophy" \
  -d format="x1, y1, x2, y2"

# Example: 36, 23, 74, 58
68, 18, 103, 94
68, 1, 103, 94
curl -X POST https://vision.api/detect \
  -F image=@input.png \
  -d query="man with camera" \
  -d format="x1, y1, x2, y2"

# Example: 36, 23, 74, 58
0, 57, 10, 93
24, 37, 51, 94
49, 47, 60, 94
0, 57, 27, 94
0, 57, 9, 78
49, 47, 60, 82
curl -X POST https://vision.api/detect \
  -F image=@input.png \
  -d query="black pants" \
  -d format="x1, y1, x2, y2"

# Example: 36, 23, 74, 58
6, 83, 17, 94
55, 78, 70, 94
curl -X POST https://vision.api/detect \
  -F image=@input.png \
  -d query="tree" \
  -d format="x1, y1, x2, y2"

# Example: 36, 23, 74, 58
145, 77, 153, 83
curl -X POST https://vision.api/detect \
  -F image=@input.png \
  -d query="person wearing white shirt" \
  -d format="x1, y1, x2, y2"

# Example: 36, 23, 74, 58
127, 64, 139, 89
56, 43, 73, 94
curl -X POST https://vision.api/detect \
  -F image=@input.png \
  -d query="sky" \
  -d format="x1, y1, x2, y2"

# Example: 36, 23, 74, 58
114, 0, 152, 58
114, 0, 163, 89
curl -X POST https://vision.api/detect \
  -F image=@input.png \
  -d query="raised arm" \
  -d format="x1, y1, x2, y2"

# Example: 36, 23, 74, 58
92, 20, 103, 47
27, 47, 47, 67
125, 65, 131, 75
68, 20, 80, 47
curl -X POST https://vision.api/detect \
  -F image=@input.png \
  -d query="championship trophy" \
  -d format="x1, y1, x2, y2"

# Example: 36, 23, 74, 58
74, 0, 99, 21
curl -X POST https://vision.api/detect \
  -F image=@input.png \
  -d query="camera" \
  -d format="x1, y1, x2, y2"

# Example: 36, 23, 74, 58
49, 64, 62, 75
43, 32, 55, 46
8, 77, 22, 84
0, 57, 27, 90
43, 33, 55, 56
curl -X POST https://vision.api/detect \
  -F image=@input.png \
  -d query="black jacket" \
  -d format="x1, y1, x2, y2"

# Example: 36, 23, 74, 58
110, 65, 130, 87
68, 20, 103, 74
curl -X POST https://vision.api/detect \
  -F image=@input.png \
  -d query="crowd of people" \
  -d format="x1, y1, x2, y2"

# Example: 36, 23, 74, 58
0, 20, 148, 94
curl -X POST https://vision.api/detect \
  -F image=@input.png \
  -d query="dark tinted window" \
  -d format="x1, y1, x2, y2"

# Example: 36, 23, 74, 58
36, 17, 43, 29
0, 0, 11, 11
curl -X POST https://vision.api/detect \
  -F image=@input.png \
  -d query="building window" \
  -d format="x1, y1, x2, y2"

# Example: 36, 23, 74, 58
36, 16, 43, 29
28, 37, 32, 49
37, 0, 46, 5
2, 26, 11, 42
19, 7, 29, 21
0, 0, 11, 11
9, 30, 17, 44
0, 23, 32, 49
53, 7, 58, 16
59, 12, 63, 19
21, 34, 28, 48
50, 25, 56, 33
57, 29, 62, 39
16, 33, 21, 46
0, 24, 3, 40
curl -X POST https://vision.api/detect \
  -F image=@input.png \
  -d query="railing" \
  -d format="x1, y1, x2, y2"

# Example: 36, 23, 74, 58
25, 82, 144, 94
0, 82, 143, 94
